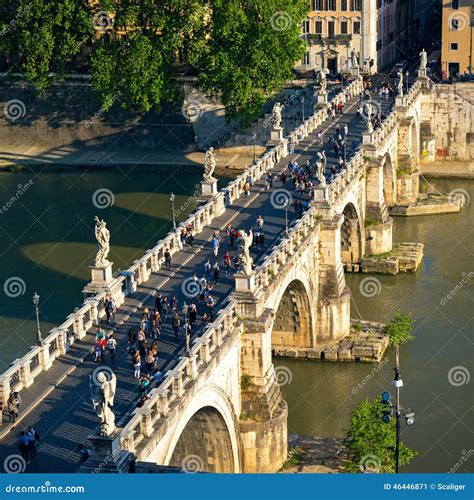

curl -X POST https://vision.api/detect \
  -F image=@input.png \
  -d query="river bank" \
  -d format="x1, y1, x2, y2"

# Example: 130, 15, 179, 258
420, 161, 474, 179
281, 435, 347, 473
0, 145, 265, 177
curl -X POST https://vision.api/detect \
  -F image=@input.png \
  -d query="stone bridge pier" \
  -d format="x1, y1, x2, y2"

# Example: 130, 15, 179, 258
233, 214, 352, 471
395, 99, 421, 205
365, 158, 393, 256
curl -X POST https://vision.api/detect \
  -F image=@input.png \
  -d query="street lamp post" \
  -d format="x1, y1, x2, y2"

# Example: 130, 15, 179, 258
301, 97, 305, 122
393, 345, 402, 473
380, 345, 415, 473
405, 71, 409, 94
32, 292, 43, 345
252, 132, 257, 163
284, 201, 289, 236
170, 192, 176, 232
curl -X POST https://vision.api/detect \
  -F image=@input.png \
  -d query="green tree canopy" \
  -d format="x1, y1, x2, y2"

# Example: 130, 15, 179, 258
386, 311, 415, 347
0, 0, 93, 91
2, 0, 309, 122
199, 0, 308, 126
344, 398, 416, 473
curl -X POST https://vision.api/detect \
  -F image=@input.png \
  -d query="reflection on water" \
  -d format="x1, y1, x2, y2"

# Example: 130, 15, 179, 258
0, 169, 207, 368
278, 179, 473, 473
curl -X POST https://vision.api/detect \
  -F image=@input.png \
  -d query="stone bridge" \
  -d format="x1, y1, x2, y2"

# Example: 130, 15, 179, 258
0, 72, 431, 474
87, 77, 430, 473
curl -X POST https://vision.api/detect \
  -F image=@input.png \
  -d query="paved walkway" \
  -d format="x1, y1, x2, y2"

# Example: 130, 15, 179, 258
0, 83, 395, 473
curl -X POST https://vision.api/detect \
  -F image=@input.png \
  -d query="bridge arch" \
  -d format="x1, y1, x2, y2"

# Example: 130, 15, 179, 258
265, 259, 317, 350
382, 152, 396, 207
164, 385, 241, 472
340, 202, 363, 267
271, 278, 313, 349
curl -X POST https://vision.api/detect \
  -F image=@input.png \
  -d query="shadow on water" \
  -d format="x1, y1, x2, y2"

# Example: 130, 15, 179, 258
0, 168, 230, 368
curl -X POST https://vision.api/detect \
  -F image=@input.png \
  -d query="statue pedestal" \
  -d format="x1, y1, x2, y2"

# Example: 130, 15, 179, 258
196, 179, 225, 216
82, 261, 123, 306
317, 93, 328, 105
90, 263, 114, 284
351, 67, 360, 77
79, 429, 134, 473
363, 131, 375, 145
270, 127, 284, 141
418, 68, 428, 79
200, 178, 218, 197
313, 187, 328, 201
235, 272, 256, 293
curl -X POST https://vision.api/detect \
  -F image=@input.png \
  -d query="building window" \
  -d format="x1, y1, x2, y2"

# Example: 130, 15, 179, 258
451, 0, 459, 9
328, 20, 335, 37
303, 51, 310, 66
351, 0, 362, 10
450, 42, 459, 50
340, 20, 348, 34
315, 20, 323, 34
328, 0, 336, 10
353, 21, 361, 34
302, 19, 310, 34
314, 0, 324, 9
341, 0, 348, 10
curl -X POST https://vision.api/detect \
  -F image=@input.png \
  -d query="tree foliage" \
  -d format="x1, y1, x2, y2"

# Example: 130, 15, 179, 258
344, 398, 416, 473
386, 311, 415, 347
199, 0, 308, 126
1, 0, 93, 91
1, 0, 309, 121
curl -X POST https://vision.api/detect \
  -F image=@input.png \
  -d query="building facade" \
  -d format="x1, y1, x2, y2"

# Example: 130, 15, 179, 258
376, 0, 398, 70
297, 0, 378, 75
441, 0, 474, 78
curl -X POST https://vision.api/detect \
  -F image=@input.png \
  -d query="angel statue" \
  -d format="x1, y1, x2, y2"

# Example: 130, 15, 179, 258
365, 100, 374, 133
318, 68, 328, 94
91, 370, 117, 437
272, 102, 284, 129
350, 48, 359, 69
203, 147, 217, 183
94, 217, 111, 268
397, 70, 404, 97
419, 48, 427, 70
316, 151, 327, 188
239, 230, 254, 275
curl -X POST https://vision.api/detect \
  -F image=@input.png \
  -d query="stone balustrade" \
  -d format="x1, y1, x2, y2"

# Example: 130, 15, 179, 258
0, 289, 112, 405
253, 204, 323, 293
119, 302, 239, 455
0, 77, 363, 407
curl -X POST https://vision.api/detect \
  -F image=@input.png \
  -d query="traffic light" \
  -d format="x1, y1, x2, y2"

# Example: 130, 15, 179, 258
381, 391, 392, 424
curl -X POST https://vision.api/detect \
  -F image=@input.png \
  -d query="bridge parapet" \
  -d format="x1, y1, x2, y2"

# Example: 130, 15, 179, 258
0, 289, 114, 405
253, 205, 322, 294
118, 302, 240, 457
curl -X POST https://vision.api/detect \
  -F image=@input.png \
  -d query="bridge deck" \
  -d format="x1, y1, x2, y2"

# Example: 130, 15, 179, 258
0, 84, 395, 472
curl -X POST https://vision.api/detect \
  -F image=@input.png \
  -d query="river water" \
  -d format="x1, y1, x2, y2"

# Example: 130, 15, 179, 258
0, 170, 472, 473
